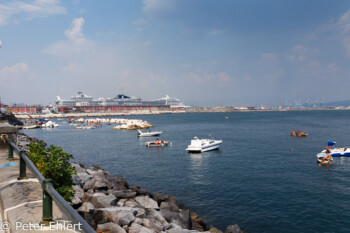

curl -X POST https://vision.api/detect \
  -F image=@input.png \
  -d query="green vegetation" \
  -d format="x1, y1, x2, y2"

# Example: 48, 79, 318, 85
27, 143, 76, 202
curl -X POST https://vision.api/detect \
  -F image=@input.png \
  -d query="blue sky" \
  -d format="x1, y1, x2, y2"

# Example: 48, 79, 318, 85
1, 0, 350, 106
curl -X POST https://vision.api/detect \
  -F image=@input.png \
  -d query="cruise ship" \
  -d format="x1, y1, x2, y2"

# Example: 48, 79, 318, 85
55, 92, 187, 113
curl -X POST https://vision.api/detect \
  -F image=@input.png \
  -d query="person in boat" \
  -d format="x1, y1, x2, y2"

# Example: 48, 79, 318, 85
155, 138, 160, 144
290, 130, 296, 136
321, 150, 332, 163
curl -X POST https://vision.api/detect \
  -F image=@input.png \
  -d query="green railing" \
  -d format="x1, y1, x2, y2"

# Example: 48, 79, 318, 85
7, 139, 95, 233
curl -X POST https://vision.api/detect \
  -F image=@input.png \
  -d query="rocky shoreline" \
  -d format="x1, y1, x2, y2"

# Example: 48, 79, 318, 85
16, 133, 243, 233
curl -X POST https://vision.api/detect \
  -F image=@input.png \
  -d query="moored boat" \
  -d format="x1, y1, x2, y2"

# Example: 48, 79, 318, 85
137, 130, 162, 137
186, 137, 223, 153
319, 140, 350, 157
145, 140, 169, 147
316, 152, 333, 165
41, 121, 59, 128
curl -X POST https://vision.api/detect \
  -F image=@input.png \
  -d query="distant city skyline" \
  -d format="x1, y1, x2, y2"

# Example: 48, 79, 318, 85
1, 0, 350, 107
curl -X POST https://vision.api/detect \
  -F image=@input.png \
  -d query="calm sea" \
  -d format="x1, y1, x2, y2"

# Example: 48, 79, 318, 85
24, 111, 350, 233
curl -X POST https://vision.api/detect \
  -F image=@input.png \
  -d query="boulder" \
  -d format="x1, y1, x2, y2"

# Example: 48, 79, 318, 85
83, 177, 109, 191
124, 199, 142, 208
73, 185, 84, 199
113, 210, 135, 226
191, 212, 206, 230
72, 175, 81, 185
117, 199, 127, 207
71, 163, 86, 173
106, 176, 129, 190
191, 220, 205, 231
146, 208, 167, 225
86, 207, 140, 229
96, 222, 126, 233
128, 223, 155, 233
142, 218, 163, 232
152, 193, 177, 204
77, 172, 92, 183
160, 209, 191, 229
135, 196, 159, 209
160, 201, 180, 213
208, 226, 222, 233
224, 225, 242, 233
90, 193, 116, 208
108, 190, 137, 199
78, 202, 95, 213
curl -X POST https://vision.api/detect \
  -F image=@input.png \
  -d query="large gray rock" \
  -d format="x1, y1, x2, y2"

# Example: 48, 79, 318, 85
73, 185, 84, 199
77, 172, 92, 183
90, 193, 116, 208
152, 193, 177, 204
130, 186, 152, 196
135, 195, 159, 209
113, 210, 135, 226
124, 199, 142, 208
72, 174, 81, 185
86, 207, 139, 228
160, 209, 191, 229
78, 202, 95, 213
224, 224, 242, 233
108, 190, 137, 199
160, 201, 180, 212
129, 223, 155, 233
142, 218, 163, 232
106, 176, 129, 190
71, 163, 86, 173
96, 222, 126, 233
83, 177, 109, 191
146, 208, 167, 225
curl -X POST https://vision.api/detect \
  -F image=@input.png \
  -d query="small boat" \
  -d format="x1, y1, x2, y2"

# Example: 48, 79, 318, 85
186, 137, 223, 153
291, 130, 308, 137
145, 140, 169, 147
316, 153, 333, 165
42, 121, 59, 128
137, 130, 162, 137
22, 125, 39, 130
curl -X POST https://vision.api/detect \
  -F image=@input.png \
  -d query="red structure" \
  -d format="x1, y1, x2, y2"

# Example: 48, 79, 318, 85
8, 106, 43, 114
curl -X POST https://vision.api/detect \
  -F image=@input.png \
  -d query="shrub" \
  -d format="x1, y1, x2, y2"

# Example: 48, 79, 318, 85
27, 143, 76, 202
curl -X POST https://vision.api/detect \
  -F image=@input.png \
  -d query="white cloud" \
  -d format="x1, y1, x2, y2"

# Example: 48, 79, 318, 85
133, 18, 149, 31
63, 63, 79, 73
43, 17, 94, 59
0, 0, 66, 25
0, 62, 27, 76
0, 62, 29, 87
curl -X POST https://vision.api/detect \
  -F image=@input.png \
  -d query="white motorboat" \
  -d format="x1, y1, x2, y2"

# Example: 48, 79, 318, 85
41, 121, 59, 128
186, 137, 223, 153
137, 130, 162, 137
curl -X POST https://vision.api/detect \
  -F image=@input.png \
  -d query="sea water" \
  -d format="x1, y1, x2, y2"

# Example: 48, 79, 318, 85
24, 111, 350, 233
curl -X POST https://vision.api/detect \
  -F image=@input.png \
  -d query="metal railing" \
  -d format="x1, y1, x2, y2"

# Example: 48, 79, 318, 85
7, 139, 95, 233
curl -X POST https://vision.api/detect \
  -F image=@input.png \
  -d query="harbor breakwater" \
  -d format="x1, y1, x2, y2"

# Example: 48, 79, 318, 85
15, 132, 243, 233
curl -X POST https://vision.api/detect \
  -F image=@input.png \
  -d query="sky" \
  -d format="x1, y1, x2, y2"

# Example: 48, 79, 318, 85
1, 0, 350, 107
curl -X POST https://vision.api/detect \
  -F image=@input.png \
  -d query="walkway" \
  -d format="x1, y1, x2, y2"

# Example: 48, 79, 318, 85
0, 141, 81, 233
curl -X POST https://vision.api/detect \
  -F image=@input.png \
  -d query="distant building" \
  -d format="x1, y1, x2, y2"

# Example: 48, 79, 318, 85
8, 105, 43, 114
